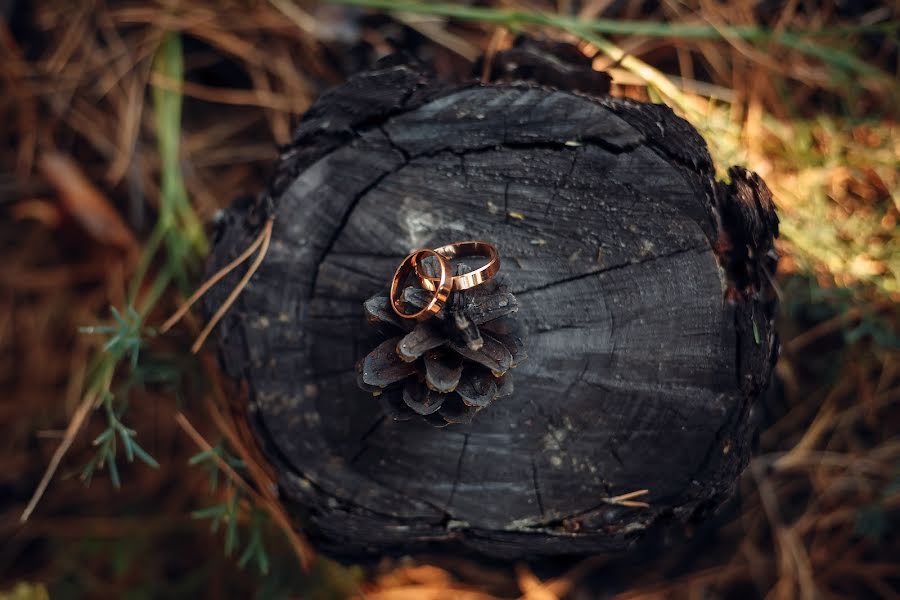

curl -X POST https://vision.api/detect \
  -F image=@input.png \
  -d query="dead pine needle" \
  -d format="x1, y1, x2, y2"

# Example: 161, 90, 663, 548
602, 489, 650, 508
175, 411, 260, 503
159, 218, 274, 353
20, 389, 98, 523
160, 221, 268, 332
481, 27, 509, 83
192, 218, 273, 353
174, 411, 313, 569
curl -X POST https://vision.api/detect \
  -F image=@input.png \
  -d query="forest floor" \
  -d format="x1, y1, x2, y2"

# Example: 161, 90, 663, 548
1, 1, 897, 598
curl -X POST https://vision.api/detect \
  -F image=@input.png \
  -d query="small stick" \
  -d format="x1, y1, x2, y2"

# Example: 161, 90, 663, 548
191, 218, 273, 353
160, 222, 268, 333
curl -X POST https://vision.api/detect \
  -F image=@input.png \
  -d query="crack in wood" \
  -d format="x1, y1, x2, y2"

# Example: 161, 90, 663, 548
306, 147, 408, 298
503, 180, 511, 223
544, 150, 580, 217
244, 411, 454, 524
515, 245, 705, 297
562, 360, 592, 402
608, 441, 625, 468
377, 124, 411, 161
348, 415, 389, 466
617, 173, 717, 242
390, 136, 636, 163
323, 257, 396, 283
445, 433, 469, 514
531, 457, 545, 519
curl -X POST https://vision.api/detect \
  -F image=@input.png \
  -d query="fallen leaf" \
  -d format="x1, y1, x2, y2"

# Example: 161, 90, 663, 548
38, 152, 138, 253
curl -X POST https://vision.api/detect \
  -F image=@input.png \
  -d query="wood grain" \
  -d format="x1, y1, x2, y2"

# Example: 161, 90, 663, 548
203, 54, 778, 560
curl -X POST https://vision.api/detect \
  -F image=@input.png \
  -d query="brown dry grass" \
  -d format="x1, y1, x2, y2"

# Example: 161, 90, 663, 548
1, 1, 897, 598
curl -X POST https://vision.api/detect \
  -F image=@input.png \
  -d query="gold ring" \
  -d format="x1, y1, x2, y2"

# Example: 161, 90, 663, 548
390, 249, 452, 320
417, 240, 500, 291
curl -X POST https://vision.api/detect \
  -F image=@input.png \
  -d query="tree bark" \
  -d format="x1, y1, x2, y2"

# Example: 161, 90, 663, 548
204, 48, 779, 561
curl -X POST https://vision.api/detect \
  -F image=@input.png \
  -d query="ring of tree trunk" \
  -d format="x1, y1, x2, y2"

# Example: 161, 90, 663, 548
204, 46, 779, 561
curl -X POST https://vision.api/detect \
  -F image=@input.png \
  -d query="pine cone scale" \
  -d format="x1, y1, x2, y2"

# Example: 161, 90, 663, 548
456, 366, 498, 408
403, 380, 447, 415
397, 322, 446, 362
437, 394, 477, 424
451, 334, 513, 377
464, 291, 519, 325
424, 349, 463, 393
361, 337, 417, 387
364, 296, 414, 331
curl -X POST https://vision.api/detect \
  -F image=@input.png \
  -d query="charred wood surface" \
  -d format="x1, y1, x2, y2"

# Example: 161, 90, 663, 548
204, 50, 779, 560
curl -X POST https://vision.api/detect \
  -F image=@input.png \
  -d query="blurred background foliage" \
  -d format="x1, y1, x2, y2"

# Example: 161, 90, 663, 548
0, 0, 897, 598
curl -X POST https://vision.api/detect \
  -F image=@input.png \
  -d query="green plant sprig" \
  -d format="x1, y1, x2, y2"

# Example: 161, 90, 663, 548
189, 441, 246, 493
79, 305, 146, 370
76, 31, 208, 489
190, 444, 271, 575
80, 390, 160, 488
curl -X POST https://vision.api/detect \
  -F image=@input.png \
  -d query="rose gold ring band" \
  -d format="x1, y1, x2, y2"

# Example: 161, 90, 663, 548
418, 240, 500, 292
390, 249, 452, 320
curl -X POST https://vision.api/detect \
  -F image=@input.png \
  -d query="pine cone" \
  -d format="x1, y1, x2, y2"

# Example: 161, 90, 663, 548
357, 270, 525, 427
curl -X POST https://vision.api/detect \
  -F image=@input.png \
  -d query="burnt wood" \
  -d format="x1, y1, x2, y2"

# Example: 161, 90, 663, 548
204, 48, 779, 560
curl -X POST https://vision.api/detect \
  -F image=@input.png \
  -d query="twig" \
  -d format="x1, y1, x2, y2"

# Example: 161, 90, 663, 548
785, 303, 892, 353
612, 564, 747, 599
201, 391, 314, 568
328, 0, 897, 40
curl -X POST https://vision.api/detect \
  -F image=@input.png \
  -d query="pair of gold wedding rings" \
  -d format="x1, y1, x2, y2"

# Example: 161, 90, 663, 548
390, 240, 500, 320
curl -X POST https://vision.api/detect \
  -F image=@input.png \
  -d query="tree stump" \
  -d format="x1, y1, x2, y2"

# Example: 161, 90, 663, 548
204, 46, 779, 561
